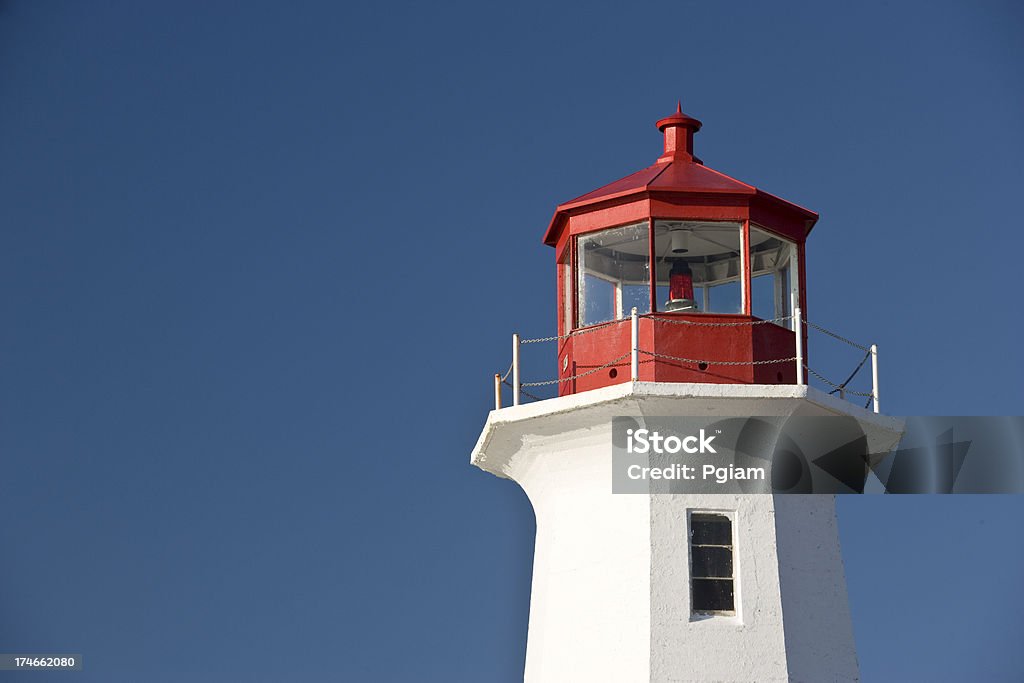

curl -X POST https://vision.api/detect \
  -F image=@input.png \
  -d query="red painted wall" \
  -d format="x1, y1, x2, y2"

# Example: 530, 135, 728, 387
556, 314, 798, 397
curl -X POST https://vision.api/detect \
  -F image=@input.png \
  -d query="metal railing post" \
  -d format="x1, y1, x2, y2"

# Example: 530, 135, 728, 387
870, 344, 880, 414
794, 306, 804, 385
512, 333, 521, 406
630, 307, 639, 382
494, 373, 502, 410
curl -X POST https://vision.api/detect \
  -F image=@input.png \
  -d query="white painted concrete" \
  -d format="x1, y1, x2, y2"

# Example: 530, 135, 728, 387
472, 383, 902, 682
514, 423, 651, 681
650, 495, 789, 682
774, 496, 860, 682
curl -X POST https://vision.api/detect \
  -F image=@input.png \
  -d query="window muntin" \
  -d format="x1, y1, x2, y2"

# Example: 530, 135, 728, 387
690, 513, 735, 614
749, 226, 798, 329
576, 223, 651, 327
654, 221, 743, 314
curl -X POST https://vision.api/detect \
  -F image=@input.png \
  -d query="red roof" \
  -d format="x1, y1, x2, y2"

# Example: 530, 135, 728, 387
560, 159, 756, 211
543, 104, 818, 246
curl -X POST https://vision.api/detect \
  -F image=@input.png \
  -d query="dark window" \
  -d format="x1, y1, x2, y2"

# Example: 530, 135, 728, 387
690, 513, 735, 614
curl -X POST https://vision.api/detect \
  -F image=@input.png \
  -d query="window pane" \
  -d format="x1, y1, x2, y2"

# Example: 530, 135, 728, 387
576, 223, 651, 327
581, 273, 615, 327
709, 280, 741, 314
653, 221, 742, 314
691, 546, 733, 578
751, 273, 775, 321
749, 226, 797, 326
690, 514, 735, 613
692, 579, 735, 612
691, 514, 732, 545
621, 283, 649, 316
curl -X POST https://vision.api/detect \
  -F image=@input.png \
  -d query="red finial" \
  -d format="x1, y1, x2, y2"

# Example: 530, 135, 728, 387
656, 101, 702, 162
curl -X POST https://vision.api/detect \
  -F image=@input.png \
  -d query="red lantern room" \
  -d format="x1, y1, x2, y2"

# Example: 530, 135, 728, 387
543, 103, 817, 396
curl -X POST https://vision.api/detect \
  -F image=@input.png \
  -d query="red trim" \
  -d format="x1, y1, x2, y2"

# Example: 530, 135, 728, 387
798, 241, 808, 371
742, 220, 752, 315
556, 262, 564, 339
648, 217, 657, 313
542, 179, 817, 248
570, 235, 578, 330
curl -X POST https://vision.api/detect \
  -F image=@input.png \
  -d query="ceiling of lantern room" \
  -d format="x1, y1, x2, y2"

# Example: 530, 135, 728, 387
582, 221, 777, 259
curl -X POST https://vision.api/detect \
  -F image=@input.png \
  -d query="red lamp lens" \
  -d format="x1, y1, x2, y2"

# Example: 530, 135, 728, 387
670, 271, 693, 301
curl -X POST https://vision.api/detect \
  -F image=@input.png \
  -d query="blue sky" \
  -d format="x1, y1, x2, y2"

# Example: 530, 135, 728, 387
1, 1, 1022, 681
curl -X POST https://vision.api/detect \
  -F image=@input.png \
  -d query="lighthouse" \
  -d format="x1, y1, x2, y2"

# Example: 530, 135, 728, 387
472, 104, 903, 682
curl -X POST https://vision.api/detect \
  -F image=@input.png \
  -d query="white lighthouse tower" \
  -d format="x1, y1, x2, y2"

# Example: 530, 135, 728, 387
472, 104, 903, 682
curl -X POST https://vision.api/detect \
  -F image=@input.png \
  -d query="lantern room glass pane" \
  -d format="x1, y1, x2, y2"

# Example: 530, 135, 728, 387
576, 223, 651, 327
622, 283, 650, 316
749, 226, 798, 329
580, 273, 615, 326
653, 221, 743, 314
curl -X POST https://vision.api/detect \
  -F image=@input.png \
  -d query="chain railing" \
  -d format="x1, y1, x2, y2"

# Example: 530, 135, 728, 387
493, 309, 881, 414
518, 317, 626, 344
641, 313, 794, 327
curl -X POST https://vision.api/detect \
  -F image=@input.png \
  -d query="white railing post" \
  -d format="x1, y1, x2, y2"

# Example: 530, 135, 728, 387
494, 373, 502, 410
870, 343, 880, 414
512, 333, 521, 406
630, 307, 639, 382
794, 306, 804, 385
